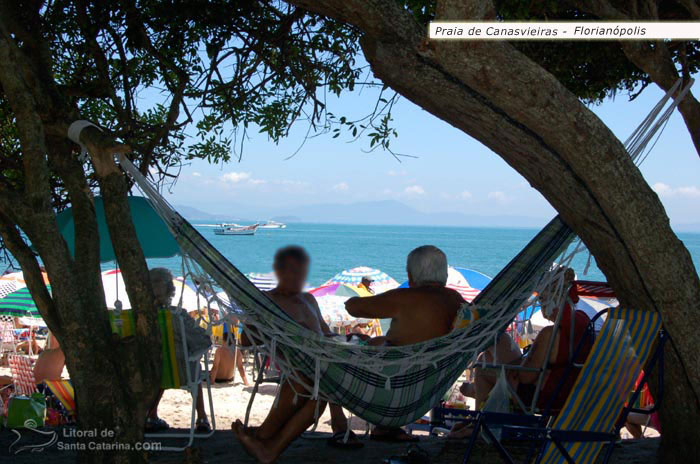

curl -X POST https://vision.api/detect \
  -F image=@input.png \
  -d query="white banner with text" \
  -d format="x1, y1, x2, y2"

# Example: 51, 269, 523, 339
429, 22, 700, 40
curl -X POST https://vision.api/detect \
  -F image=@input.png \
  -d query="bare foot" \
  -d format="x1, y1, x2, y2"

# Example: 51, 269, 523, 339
232, 420, 277, 464
448, 421, 475, 439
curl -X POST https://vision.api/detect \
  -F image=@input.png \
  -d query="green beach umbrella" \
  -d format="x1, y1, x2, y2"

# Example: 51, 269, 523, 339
0, 286, 47, 319
56, 196, 179, 262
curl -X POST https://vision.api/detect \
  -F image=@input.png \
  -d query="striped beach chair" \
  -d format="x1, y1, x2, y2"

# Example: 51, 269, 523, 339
44, 379, 76, 417
463, 307, 664, 464
8, 354, 37, 396
109, 309, 215, 451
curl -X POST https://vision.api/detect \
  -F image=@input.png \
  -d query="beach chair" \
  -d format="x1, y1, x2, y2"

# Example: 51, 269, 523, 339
110, 308, 215, 451
8, 354, 37, 396
43, 379, 76, 418
1, 321, 18, 357
457, 307, 664, 464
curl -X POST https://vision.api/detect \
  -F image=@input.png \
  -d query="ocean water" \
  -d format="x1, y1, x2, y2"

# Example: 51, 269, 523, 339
144, 223, 700, 288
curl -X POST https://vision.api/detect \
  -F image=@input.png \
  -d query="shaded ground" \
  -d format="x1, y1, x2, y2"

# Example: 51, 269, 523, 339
0, 427, 659, 463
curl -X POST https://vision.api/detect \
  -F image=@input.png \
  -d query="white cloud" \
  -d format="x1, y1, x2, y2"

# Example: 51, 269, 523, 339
404, 185, 425, 195
192, 172, 201, 177
653, 182, 700, 198
488, 191, 509, 204
221, 171, 251, 183
332, 182, 349, 192
676, 186, 700, 197
249, 178, 267, 185
460, 190, 473, 200
388, 169, 407, 177
382, 188, 393, 195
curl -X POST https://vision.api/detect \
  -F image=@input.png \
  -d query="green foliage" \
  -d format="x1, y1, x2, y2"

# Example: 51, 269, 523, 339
0, 0, 364, 202
399, 0, 699, 103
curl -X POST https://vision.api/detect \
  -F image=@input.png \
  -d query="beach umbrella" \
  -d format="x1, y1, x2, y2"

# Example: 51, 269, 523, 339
309, 283, 373, 298
247, 272, 278, 291
0, 286, 47, 319
451, 267, 492, 291
398, 266, 490, 303
314, 295, 374, 328
0, 280, 18, 300
323, 266, 399, 294
102, 269, 206, 311
56, 196, 179, 263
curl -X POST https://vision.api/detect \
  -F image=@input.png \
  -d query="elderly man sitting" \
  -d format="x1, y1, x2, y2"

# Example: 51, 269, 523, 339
345, 245, 465, 441
146, 268, 212, 434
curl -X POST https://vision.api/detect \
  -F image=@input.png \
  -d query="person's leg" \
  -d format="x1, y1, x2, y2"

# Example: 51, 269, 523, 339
329, 404, 348, 433
233, 399, 327, 464
326, 404, 363, 448
236, 348, 250, 386
255, 379, 309, 440
195, 383, 207, 420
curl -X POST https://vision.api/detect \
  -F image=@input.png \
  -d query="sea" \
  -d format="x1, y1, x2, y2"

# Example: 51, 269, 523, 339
143, 223, 700, 288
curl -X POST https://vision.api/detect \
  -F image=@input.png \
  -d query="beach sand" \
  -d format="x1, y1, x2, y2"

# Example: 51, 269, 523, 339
0, 354, 658, 462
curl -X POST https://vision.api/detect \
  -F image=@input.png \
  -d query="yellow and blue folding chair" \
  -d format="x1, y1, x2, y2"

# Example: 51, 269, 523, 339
461, 307, 664, 464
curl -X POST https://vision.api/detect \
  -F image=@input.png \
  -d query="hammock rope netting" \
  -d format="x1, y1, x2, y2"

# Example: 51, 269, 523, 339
105, 79, 689, 428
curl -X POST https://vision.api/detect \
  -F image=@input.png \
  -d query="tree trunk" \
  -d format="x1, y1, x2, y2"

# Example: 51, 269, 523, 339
0, 16, 161, 460
288, 1, 700, 460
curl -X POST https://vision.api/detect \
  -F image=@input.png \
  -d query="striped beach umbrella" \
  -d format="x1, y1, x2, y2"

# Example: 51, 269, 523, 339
309, 283, 373, 298
0, 286, 47, 319
323, 266, 399, 294
246, 272, 278, 291
314, 295, 374, 328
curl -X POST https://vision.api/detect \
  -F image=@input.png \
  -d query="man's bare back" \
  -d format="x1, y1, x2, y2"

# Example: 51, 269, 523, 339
346, 286, 464, 346
266, 289, 325, 335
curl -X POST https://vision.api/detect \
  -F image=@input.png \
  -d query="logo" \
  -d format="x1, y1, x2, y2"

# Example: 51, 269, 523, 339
8, 419, 58, 454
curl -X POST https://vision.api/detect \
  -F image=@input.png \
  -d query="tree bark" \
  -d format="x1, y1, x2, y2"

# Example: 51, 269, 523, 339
0, 6, 161, 462
287, 0, 700, 461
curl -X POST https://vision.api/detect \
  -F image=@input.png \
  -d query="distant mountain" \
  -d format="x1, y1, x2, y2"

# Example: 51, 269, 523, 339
674, 222, 700, 233
271, 215, 302, 223
280, 200, 548, 228
174, 204, 249, 222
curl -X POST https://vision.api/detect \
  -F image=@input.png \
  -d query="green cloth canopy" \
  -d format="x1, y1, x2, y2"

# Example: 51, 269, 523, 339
0, 286, 47, 319
56, 196, 179, 263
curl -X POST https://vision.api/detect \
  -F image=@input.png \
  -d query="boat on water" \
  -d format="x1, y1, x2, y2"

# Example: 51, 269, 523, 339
259, 220, 287, 229
214, 224, 259, 236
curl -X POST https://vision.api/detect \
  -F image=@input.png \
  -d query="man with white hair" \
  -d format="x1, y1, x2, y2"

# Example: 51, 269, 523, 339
345, 245, 464, 346
345, 245, 464, 441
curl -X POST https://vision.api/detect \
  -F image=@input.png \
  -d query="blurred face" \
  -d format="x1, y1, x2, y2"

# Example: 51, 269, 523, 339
275, 258, 308, 293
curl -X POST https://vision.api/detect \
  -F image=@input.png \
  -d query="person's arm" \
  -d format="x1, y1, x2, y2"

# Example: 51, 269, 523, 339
344, 289, 406, 319
209, 348, 221, 381
304, 293, 334, 336
517, 326, 554, 384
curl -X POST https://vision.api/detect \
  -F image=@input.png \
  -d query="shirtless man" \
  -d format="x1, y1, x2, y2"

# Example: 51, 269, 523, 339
233, 245, 360, 463
34, 331, 65, 384
345, 245, 464, 441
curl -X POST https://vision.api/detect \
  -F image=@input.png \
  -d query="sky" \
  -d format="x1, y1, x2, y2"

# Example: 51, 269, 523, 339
164, 79, 700, 227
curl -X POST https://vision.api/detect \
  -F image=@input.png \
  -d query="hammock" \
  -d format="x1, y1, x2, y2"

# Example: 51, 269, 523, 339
86, 79, 690, 427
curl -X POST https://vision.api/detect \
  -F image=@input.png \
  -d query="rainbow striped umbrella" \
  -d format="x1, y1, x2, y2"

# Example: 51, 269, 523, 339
309, 283, 373, 298
323, 266, 399, 294
0, 286, 47, 319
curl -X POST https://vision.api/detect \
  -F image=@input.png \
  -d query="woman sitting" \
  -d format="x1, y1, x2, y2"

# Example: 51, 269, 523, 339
453, 268, 594, 438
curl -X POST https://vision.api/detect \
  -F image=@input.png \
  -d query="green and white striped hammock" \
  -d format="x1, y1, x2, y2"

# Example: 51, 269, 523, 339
110, 79, 688, 427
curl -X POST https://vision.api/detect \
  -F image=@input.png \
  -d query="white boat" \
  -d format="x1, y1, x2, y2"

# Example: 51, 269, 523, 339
214, 224, 259, 236
259, 220, 286, 229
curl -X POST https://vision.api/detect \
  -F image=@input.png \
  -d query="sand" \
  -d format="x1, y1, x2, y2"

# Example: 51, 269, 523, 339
0, 353, 659, 462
